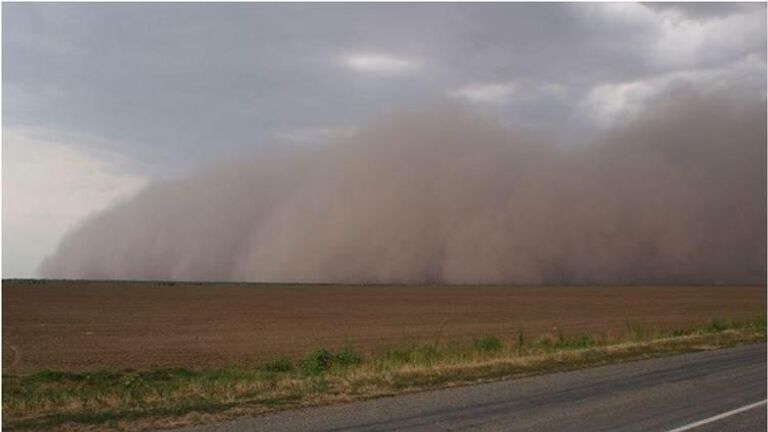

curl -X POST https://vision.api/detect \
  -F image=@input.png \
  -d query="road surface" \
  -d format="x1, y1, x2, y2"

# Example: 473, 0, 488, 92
174, 344, 767, 432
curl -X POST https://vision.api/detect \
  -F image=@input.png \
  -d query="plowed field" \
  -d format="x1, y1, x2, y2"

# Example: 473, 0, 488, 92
2, 280, 764, 373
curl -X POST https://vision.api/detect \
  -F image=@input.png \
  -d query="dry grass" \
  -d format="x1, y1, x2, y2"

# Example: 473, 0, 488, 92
3, 315, 765, 431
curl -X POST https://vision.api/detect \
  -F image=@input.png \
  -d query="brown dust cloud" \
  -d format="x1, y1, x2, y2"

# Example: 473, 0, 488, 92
40, 90, 767, 285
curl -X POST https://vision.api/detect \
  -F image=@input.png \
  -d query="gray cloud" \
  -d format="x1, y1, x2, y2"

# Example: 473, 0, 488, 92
643, 2, 765, 19
5, 3, 764, 174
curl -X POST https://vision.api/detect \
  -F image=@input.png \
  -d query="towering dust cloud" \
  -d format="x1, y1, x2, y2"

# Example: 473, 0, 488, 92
40, 92, 766, 284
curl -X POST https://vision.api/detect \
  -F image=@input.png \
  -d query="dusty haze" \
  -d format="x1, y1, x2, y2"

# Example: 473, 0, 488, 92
40, 91, 767, 284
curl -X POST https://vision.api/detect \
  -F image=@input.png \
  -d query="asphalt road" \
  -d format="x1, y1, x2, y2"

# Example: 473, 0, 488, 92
175, 344, 767, 432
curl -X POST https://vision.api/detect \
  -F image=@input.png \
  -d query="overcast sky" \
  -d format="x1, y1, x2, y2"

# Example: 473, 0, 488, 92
3, 2, 767, 278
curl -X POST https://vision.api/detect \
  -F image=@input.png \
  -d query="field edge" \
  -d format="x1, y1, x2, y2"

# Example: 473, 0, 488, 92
3, 317, 766, 431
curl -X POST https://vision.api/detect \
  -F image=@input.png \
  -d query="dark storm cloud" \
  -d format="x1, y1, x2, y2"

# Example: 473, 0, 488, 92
5, 2, 764, 175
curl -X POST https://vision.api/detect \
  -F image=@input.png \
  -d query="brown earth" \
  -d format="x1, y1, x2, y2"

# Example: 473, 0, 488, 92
2, 280, 765, 373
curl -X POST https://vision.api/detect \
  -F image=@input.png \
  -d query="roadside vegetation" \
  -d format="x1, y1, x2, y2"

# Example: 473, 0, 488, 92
3, 315, 765, 431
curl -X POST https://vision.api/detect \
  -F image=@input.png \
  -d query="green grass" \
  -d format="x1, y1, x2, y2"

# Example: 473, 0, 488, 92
474, 335, 503, 352
335, 344, 363, 367
3, 315, 765, 431
262, 356, 293, 373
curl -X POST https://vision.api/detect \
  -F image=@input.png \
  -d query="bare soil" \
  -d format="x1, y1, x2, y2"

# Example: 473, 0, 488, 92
2, 280, 764, 373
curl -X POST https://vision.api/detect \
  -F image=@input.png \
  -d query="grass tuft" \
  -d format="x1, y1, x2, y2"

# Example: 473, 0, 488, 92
302, 348, 334, 375
335, 345, 362, 367
262, 356, 293, 373
708, 317, 730, 332
474, 335, 503, 352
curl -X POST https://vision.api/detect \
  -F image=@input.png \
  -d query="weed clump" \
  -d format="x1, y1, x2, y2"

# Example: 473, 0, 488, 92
335, 345, 362, 367
474, 335, 503, 352
569, 334, 595, 349
708, 317, 730, 333
263, 356, 293, 373
301, 345, 364, 375
516, 330, 525, 354
533, 333, 558, 350
303, 348, 334, 375
384, 347, 412, 364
